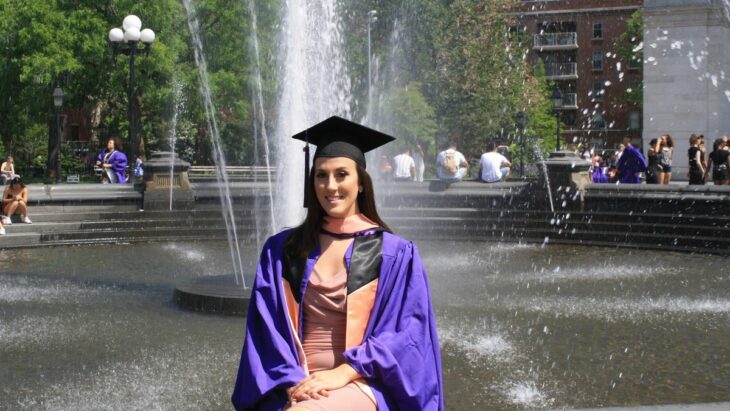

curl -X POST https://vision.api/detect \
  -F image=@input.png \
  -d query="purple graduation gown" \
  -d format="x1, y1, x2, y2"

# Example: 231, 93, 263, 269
96, 149, 128, 184
616, 145, 647, 184
231, 229, 444, 411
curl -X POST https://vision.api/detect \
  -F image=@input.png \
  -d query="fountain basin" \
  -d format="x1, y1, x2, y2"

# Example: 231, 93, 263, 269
2, 240, 728, 410
174, 274, 250, 316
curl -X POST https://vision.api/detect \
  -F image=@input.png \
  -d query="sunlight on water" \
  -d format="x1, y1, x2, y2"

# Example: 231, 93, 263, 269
508, 296, 730, 321
162, 243, 207, 262
506, 382, 551, 408
14, 345, 236, 410
0, 279, 104, 303
439, 326, 514, 362
537, 264, 678, 281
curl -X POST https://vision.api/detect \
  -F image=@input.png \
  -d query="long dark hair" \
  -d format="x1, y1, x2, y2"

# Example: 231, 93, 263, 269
9, 176, 24, 188
108, 136, 123, 151
284, 162, 391, 259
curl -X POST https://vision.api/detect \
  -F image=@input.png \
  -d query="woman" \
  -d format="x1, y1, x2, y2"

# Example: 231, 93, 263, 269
1, 155, 19, 185
645, 138, 660, 184
591, 154, 609, 183
706, 138, 730, 185
657, 134, 674, 184
687, 134, 706, 185
2, 177, 31, 224
95, 136, 128, 184
232, 116, 443, 411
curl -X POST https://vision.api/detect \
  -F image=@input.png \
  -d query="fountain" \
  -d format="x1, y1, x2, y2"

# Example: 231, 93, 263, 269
3, 1, 730, 410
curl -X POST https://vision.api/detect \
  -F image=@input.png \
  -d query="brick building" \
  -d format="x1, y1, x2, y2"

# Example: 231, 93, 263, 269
513, 0, 643, 150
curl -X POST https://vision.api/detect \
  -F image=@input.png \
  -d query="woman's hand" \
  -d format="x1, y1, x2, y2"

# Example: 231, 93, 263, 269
103, 163, 111, 169
288, 364, 360, 401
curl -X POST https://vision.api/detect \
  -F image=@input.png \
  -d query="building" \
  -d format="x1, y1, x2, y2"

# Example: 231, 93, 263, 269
643, 0, 730, 180
513, 0, 643, 150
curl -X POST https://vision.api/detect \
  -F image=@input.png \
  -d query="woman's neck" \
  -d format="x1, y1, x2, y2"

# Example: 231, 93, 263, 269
322, 213, 379, 234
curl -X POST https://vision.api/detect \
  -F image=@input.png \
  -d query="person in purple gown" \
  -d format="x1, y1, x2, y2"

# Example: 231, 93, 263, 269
615, 136, 647, 184
231, 116, 444, 411
95, 136, 128, 184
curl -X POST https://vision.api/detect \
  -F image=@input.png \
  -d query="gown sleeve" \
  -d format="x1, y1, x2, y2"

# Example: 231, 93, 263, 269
232, 236, 306, 411
343, 240, 444, 411
110, 152, 128, 173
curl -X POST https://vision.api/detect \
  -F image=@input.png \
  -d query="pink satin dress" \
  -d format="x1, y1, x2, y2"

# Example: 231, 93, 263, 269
290, 268, 376, 411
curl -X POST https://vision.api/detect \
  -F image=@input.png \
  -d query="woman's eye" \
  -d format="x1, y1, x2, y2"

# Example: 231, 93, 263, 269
315, 172, 326, 178
337, 171, 348, 178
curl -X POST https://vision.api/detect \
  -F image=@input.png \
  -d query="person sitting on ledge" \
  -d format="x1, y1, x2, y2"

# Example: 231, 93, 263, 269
615, 136, 647, 184
2, 177, 31, 224
392, 148, 415, 182
1, 155, 20, 185
96, 136, 128, 184
436, 142, 468, 183
479, 142, 511, 183
231, 116, 444, 411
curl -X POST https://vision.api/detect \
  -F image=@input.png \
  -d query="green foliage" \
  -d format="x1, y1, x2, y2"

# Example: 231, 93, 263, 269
433, 0, 549, 158
381, 82, 437, 151
0, 0, 569, 172
616, 10, 642, 106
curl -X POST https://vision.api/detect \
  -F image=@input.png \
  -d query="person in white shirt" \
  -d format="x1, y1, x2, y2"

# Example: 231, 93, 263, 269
436, 143, 468, 182
392, 148, 416, 181
479, 142, 511, 183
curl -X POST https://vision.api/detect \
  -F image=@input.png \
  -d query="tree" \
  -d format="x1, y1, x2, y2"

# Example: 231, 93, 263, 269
382, 82, 437, 151
616, 10, 642, 106
434, 0, 549, 158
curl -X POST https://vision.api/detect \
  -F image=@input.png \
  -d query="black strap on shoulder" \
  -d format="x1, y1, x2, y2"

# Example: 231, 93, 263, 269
282, 251, 305, 303
347, 232, 383, 294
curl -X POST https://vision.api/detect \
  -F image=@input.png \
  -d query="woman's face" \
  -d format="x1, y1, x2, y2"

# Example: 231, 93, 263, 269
313, 156, 360, 219
107, 139, 115, 150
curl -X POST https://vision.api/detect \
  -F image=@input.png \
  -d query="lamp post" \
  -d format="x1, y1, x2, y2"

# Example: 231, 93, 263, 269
550, 85, 563, 151
515, 111, 528, 177
52, 87, 64, 183
367, 10, 377, 107
108, 15, 155, 167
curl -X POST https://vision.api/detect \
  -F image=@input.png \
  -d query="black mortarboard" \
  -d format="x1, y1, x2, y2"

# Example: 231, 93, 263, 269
292, 116, 395, 207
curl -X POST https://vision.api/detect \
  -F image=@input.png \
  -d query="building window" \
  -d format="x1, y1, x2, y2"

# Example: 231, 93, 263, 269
629, 112, 641, 131
593, 22, 603, 39
592, 81, 604, 101
71, 124, 80, 141
591, 113, 605, 129
562, 111, 577, 127
592, 51, 603, 70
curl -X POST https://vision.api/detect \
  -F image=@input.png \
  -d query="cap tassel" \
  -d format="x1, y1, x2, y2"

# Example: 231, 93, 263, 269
303, 133, 310, 208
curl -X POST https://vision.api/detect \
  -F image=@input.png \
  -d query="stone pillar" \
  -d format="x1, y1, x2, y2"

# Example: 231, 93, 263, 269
543, 150, 592, 211
142, 151, 194, 210
643, 0, 730, 180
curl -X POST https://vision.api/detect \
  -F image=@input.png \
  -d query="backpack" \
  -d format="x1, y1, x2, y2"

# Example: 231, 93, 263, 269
443, 151, 459, 174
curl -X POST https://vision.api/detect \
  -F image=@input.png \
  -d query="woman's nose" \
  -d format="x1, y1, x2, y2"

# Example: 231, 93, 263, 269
326, 175, 337, 190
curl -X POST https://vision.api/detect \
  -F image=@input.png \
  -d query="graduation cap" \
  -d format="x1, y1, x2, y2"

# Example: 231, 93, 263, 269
292, 116, 395, 207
